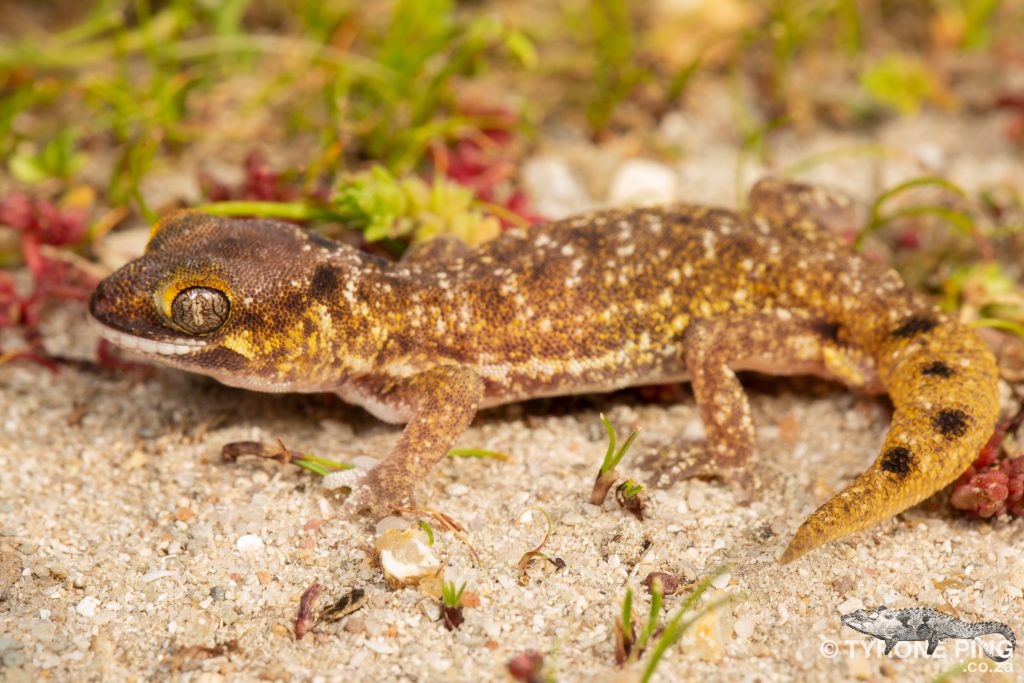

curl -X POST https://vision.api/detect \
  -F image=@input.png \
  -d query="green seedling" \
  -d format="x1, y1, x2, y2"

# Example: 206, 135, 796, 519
516, 507, 565, 585
446, 448, 511, 461
419, 520, 435, 546
220, 439, 353, 477
615, 479, 647, 520
590, 414, 640, 506
614, 568, 737, 680
440, 580, 468, 631
855, 176, 975, 249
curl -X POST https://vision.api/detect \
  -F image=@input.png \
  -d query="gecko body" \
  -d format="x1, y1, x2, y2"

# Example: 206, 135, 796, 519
88, 179, 1000, 561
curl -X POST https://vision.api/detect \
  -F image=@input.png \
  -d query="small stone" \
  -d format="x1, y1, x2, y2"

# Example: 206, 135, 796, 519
684, 609, 724, 663
374, 516, 408, 536
209, 586, 226, 601
3, 650, 26, 667
221, 609, 239, 625
0, 637, 22, 653
76, 596, 100, 618
830, 575, 854, 596
560, 512, 583, 526
445, 483, 470, 497
710, 572, 731, 590
375, 528, 441, 589
0, 551, 22, 599
607, 159, 677, 206
837, 597, 864, 614
235, 535, 264, 552
734, 614, 758, 639
521, 156, 593, 219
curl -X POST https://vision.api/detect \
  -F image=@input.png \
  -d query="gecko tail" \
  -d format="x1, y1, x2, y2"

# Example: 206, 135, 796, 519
781, 318, 1000, 563
974, 622, 1016, 663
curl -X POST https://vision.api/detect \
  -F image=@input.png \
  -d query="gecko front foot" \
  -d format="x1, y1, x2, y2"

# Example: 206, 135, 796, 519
324, 462, 413, 519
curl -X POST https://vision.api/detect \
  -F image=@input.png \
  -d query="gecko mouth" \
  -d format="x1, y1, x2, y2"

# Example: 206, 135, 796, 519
89, 316, 209, 356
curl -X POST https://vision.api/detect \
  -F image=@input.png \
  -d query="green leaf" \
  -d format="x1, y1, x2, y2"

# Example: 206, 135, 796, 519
860, 54, 940, 115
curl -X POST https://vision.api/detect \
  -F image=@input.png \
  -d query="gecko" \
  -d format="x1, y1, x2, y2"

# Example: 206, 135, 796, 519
841, 606, 1015, 661
87, 179, 1000, 562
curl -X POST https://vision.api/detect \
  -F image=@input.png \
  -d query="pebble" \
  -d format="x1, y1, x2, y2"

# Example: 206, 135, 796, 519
140, 570, 176, 584
209, 586, 226, 601
375, 528, 441, 589
710, 572, 731, 590
560, 512, 583, 526
3, 650, 26, 668
445, 483, 470, 497
607, 159, 678, 206
0, 638, 22, 653
76, 596, 100, 618
734, 614, 758, 639
235, 535, 264, 552
837, 597, 864, 614
520, 156, 593, 219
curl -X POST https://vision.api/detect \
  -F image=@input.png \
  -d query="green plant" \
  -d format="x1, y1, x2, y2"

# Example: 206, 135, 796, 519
590, 414, 640, 505
614, 569, 737, 680
201, 165, 502, 251
441, 580, 467, 608
860, 54, 945, 115
440, 579, 468, 631
579, 0, 646, 133
855, 176, 974, 249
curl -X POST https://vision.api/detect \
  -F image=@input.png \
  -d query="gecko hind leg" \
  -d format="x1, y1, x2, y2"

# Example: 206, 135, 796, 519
747, 177, 859, 238
661, 311, 880, 497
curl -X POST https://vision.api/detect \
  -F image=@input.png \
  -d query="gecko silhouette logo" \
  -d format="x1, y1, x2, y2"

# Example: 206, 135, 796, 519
833, 605, 1015, 666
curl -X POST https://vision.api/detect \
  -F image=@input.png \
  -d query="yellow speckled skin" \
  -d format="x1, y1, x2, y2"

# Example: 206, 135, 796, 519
89, 179, 1000, 562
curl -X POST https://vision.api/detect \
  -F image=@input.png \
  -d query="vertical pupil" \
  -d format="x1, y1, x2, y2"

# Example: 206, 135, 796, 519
172, 287, 228, 333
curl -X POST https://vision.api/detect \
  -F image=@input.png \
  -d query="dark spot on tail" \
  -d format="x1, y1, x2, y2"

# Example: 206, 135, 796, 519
880, 447, 913, 476
933, 409, 969, 438
310, 265, 339, 299
921, 361, 954, 378
813, 321, 840, 342
892, 316, 938, 339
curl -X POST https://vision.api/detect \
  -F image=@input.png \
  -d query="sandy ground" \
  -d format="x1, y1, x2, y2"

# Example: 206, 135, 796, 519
3, 87, 1024, 682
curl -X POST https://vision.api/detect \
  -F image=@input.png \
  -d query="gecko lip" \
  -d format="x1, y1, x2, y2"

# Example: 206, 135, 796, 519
88, 316, 209, 356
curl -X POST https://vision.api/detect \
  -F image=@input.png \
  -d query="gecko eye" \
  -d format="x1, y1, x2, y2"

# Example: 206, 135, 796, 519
170, 286, 230, 335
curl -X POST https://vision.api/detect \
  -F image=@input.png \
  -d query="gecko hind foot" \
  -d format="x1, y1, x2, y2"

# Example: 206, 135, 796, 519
651, 439, 757, 504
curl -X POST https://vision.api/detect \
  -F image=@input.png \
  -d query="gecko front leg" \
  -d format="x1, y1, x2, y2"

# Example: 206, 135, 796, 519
326, 366, 485, 515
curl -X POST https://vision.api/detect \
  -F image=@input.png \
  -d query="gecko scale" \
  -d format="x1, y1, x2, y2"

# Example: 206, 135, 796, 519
88, 179, 1000, 562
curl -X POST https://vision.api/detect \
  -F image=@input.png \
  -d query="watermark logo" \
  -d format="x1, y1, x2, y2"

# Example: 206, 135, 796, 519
819, 605, 1015, 671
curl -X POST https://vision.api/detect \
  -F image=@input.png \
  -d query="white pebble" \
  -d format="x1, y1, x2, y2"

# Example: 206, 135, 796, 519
445, 483, 470, 497
76, 596, 100, 618
607, 159, 678, 206
734, 615, 759, 639
140, 570, 177, 584
374, 516, 409, 535
561, 512, 583, 526
235, 535, 264, 552
364, 639, 397, 655
710, 572, 731, 590
837, 597, 864, 614
521, 156, 593, 219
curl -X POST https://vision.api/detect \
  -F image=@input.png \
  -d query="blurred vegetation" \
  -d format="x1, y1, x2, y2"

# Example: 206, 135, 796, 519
0, 0, 1023, 336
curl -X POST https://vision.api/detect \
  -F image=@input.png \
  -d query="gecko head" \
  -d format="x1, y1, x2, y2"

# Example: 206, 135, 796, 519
841, 606, 896, 636
89, 210, 376, 390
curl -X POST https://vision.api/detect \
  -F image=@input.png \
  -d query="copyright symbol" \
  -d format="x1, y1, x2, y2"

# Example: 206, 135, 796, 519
819, 639, 839, 658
